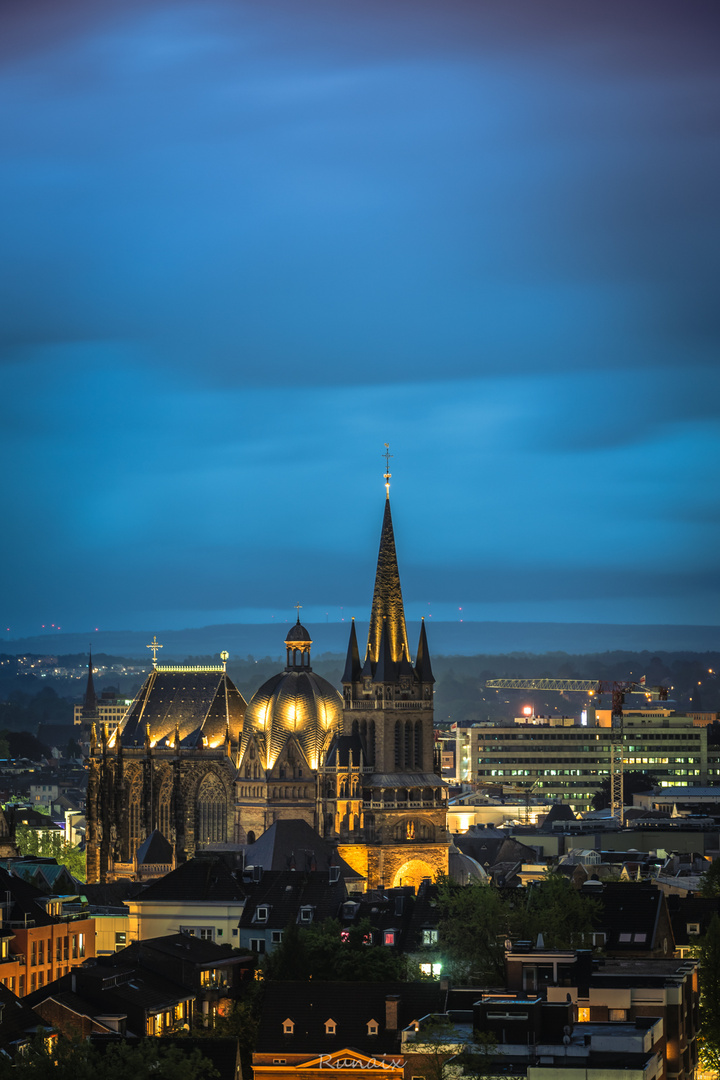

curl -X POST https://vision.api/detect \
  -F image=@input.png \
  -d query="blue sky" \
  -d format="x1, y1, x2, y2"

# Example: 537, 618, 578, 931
2, 0, 719, 637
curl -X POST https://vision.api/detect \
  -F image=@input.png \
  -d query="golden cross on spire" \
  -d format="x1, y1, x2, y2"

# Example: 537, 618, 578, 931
383, 443, 393, 497
294, 603, 302, 623
146, 635, 163, 667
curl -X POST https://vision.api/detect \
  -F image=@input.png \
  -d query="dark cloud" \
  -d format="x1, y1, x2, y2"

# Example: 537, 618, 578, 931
1, 0, 718, 635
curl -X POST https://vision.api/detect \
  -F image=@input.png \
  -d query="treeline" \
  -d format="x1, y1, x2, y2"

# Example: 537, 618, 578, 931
0, 650, 718, 732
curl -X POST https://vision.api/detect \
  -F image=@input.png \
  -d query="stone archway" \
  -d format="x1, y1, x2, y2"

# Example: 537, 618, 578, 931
392, 858, 436, 891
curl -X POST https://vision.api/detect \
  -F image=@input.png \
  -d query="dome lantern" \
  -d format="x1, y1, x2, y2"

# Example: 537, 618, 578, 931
284, 605, 312, 670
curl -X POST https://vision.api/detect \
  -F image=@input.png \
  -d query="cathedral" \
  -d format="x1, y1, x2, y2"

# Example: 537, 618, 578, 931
86, 474, 449, 890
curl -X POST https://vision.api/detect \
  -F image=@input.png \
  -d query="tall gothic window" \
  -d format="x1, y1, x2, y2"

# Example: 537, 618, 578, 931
414, 721, 423, 770
197, 773, 227, 844
404, 722, 412, 769
129, 778, 142, 848
158, 778, 172, 840
394, 721, 402, 768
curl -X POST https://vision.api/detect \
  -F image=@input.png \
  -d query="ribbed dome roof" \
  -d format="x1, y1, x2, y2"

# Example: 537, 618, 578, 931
242, 668, 343, 770
285, 621, 312, 643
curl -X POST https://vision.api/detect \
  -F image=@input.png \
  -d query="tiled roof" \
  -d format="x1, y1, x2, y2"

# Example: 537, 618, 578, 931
244, 819, 362, 880
134, 856, 246, 904
239, 871, 347, 929
256, 981, 445, 1055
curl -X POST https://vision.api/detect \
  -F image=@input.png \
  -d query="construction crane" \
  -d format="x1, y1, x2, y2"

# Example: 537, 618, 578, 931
486, 677, 670, 824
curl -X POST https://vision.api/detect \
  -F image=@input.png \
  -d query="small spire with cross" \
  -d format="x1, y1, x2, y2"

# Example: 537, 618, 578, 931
383, 443, 393, 497
146, 635, 163, 667
294, 603, 302, 624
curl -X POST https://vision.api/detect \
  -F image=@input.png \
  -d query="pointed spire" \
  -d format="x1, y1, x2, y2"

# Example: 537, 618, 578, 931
342, 619, 362, 684
414, 618, 435, 684
366, 494, 410, 667
373, 618, 398, 684
82, 649, 98, 718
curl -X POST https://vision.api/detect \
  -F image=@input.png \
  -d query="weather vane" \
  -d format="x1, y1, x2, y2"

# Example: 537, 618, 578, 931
146, 635, 163, 667
383, 443, 393, 496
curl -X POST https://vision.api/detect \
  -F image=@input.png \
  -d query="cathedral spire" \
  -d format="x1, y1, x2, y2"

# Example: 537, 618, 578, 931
82, 649, 98, 718
342, 618, 362, 684
414, 617, 434, 684
366, 482, 410, 667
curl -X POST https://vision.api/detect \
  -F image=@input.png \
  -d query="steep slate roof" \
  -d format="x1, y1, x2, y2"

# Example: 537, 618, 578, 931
116, 932, 245, 967
239, 870, 348, 930
136, 830, 173, 866
593, 882, 675, 954
0, 982, 47, 1052
118, 670, 246, 748
256, 981, 446, 1055
136, 855, 246, 903
244, 819, 363, 881
0, 866, 57, 926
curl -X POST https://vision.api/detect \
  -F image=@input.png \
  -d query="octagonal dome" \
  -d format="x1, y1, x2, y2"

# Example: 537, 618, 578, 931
242, 668, 343, 771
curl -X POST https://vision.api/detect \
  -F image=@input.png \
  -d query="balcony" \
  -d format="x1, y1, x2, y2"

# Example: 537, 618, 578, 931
348, 699, 425, 710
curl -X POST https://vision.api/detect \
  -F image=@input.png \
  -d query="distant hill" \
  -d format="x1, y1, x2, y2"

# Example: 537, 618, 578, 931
5, 620, 720, 661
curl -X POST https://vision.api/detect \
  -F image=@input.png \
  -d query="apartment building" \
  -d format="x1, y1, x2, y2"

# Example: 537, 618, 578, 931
455, 709, 719, 812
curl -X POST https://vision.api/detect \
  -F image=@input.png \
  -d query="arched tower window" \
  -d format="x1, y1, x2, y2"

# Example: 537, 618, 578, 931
404, 722, 412, 769
196, 773, 227, 844
394, 721, 402, 769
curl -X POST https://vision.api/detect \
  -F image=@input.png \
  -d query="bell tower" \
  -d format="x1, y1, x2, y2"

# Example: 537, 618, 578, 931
325, 450, 448, 890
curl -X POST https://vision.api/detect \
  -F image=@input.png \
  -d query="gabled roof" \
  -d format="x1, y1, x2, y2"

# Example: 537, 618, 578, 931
136, 830, 173, 866
244, 819, 363, 880
134, 855, 246, 904
594, 883, 674, 953
256, 981, 445, 1055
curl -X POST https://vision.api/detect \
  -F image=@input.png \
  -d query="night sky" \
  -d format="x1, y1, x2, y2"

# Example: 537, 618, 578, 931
3, 1, 719, 639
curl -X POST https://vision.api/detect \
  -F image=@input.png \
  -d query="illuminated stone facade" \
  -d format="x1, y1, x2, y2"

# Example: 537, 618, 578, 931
87, 484, 449, 891
318, 494, 449, 891
86, 666, 244, 883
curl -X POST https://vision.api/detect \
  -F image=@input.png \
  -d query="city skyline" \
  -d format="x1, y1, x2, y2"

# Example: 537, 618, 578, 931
2, 1, 719, 638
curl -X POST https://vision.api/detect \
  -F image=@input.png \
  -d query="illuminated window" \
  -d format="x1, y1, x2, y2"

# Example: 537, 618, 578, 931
578, 1008, 590, 1022
383, 931, 396, 946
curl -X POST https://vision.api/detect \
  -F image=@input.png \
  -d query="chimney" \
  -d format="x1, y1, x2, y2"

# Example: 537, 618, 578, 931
385, 995, 400, 1031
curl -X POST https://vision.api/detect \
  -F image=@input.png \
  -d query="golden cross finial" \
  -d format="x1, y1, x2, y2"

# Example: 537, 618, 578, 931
146, 635, 163, 666
294, 603, 302, 623
383, 443, 393, 497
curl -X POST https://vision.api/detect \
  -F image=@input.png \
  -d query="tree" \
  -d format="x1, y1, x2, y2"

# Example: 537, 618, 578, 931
699, 860, 720, 899
591, 771, 658, 811
405, 1017, 498, 1080
264, 917, 408, 981
0, 1035, 219, 1080
698, 914, 720, 1076
510, 872, 599, 949
436, 877, 508, 985
15, 825, 86, 883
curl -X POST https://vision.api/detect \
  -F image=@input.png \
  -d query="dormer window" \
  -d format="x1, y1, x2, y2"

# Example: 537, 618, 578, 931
367, 1020, 379, 1036
383, 930, 396, 946
299, 906, 314, 924
325, 1019, 336, 1035
688, 923, 701, 935
256, 906, 269, 923
283, 1019, 294, 1035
